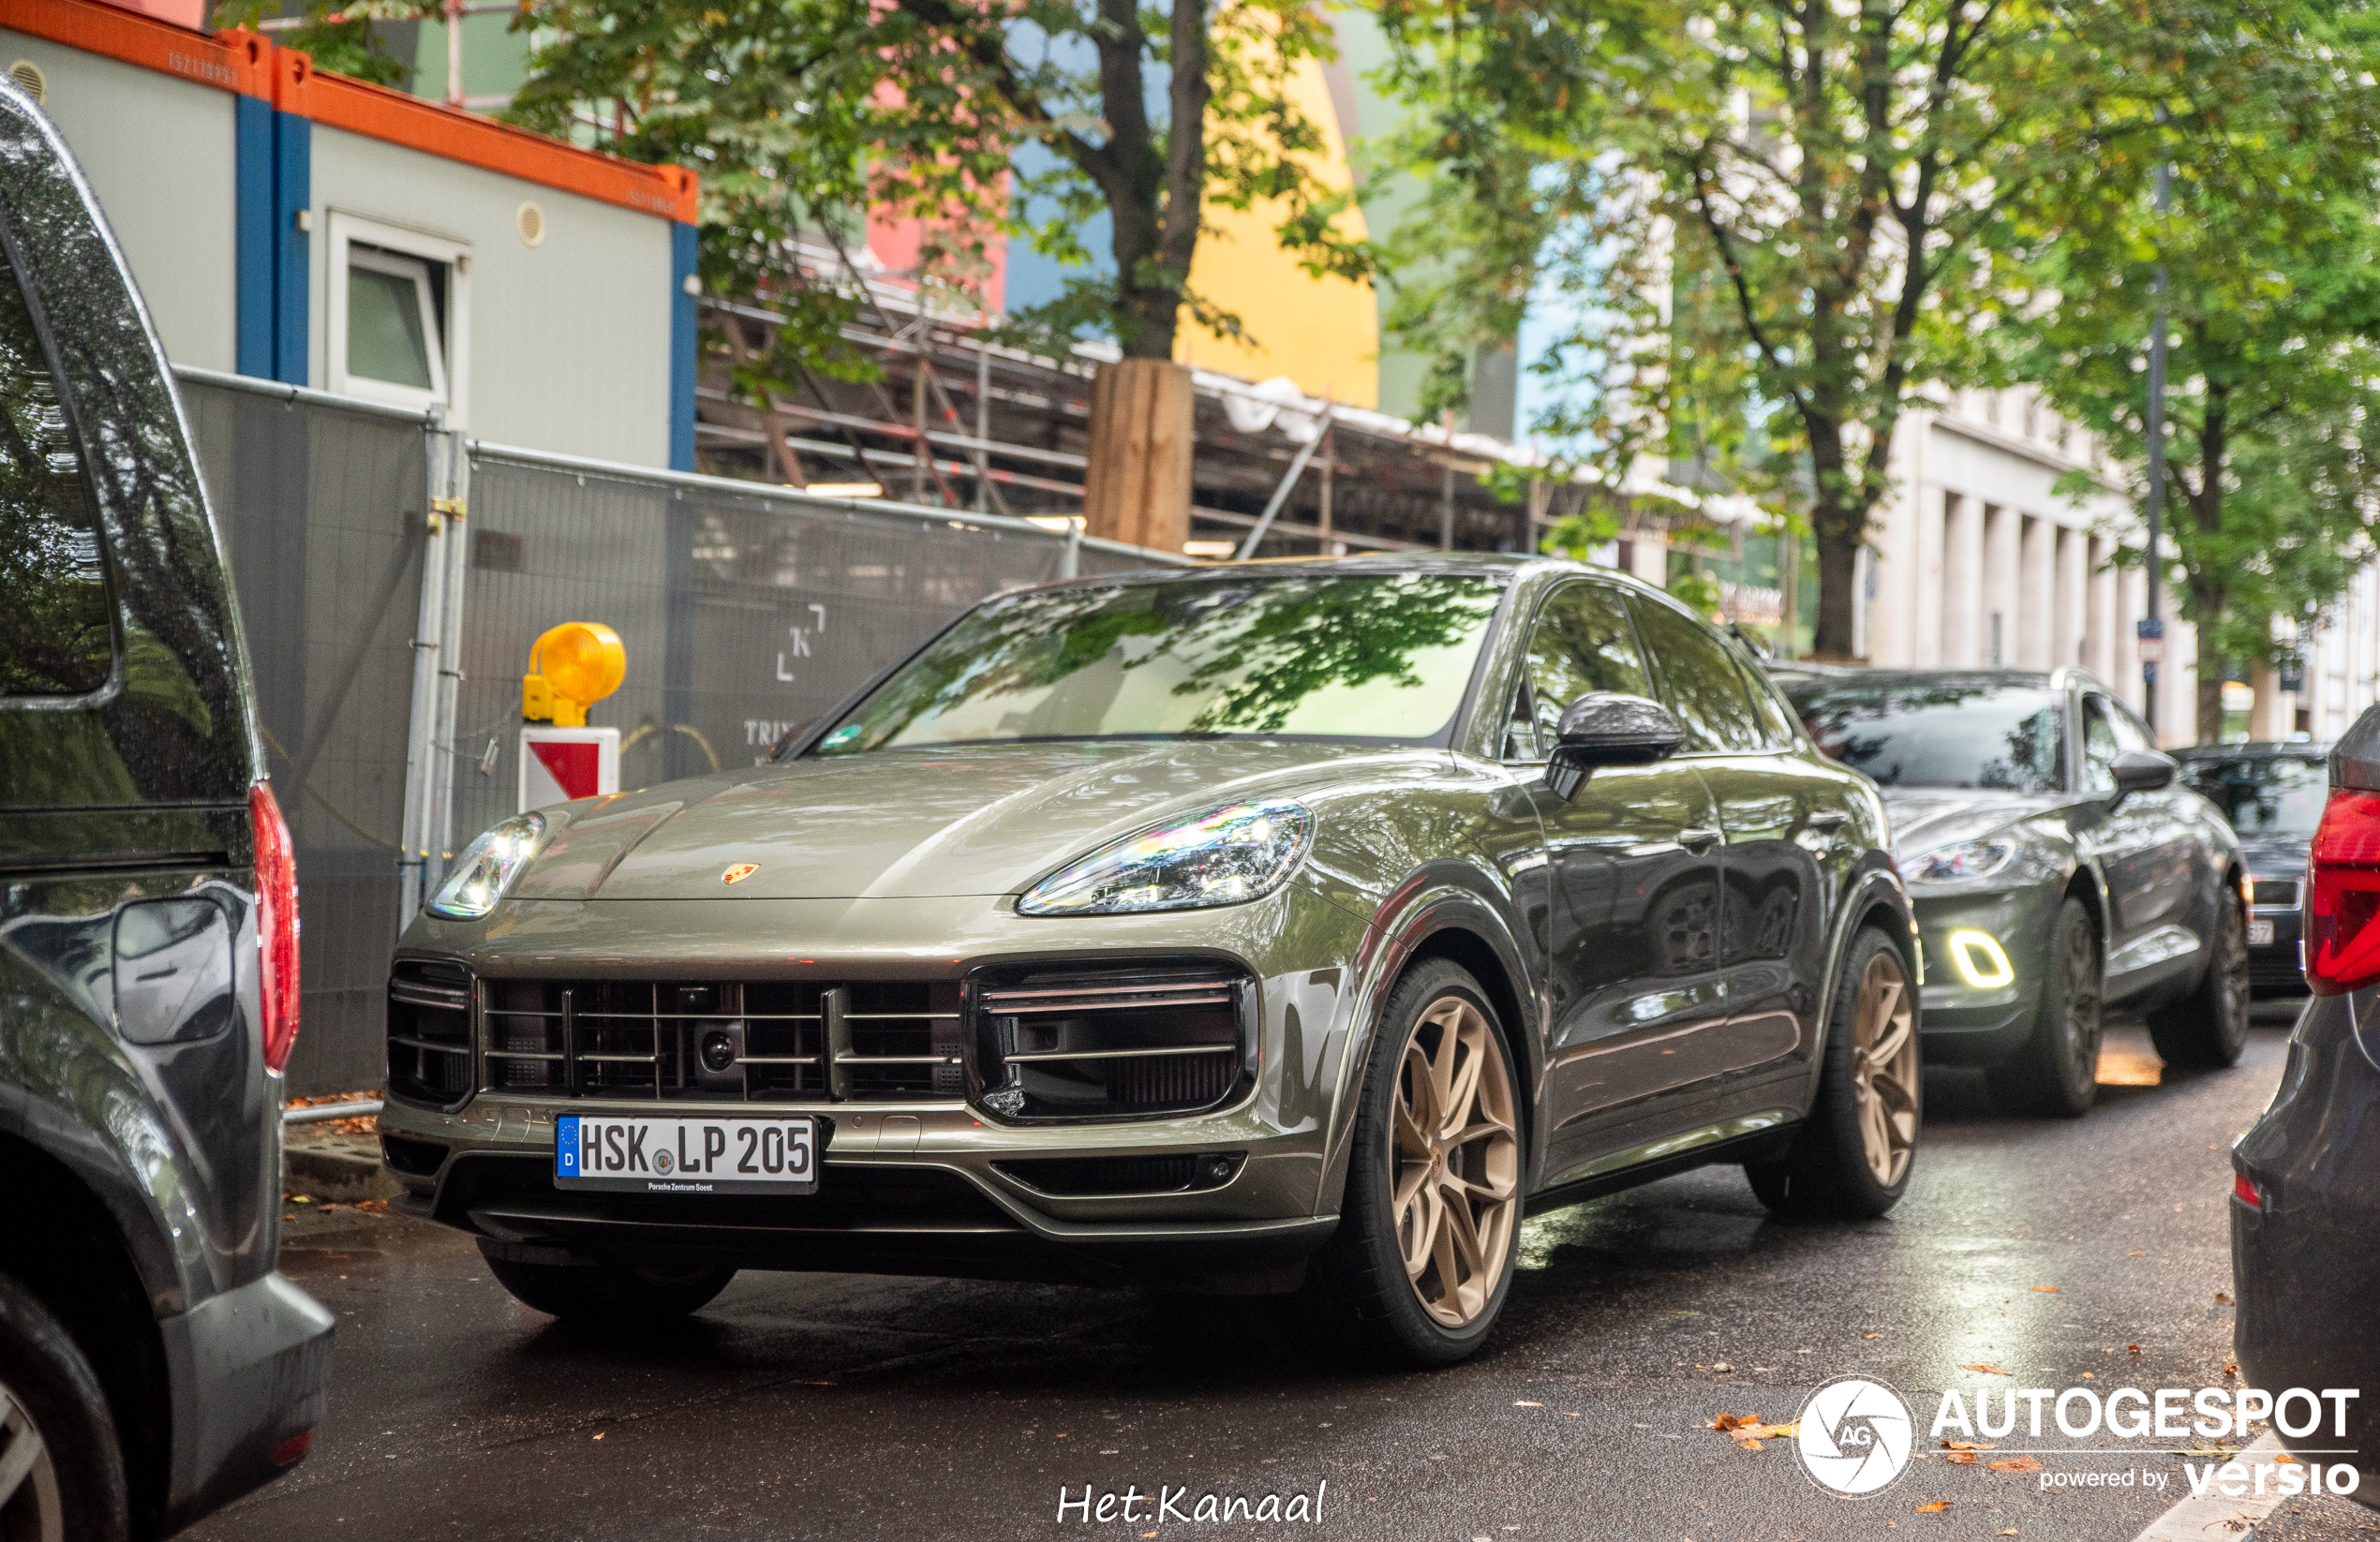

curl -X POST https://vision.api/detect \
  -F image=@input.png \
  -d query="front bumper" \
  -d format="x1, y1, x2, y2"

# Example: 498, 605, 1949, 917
381, 1096, 1338, 1291
2233, 993, 2380, 1504
1909, 883, 2056, 1066
157, 1270, 335, 1532
380, 889, 1376, 1292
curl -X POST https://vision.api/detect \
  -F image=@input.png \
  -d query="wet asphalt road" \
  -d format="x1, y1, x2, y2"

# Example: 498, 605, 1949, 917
192, 1016, 2310, 1542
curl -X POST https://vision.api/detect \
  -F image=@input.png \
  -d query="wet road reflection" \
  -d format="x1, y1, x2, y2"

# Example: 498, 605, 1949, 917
188, 1021, 2288, 1542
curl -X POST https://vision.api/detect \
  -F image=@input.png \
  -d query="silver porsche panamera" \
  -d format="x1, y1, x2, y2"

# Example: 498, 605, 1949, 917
381, 556, 1919, 1365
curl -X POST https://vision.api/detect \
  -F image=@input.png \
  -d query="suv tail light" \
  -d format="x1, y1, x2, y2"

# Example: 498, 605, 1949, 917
251, 781, 302, 1072
2308, 789, 2380, 995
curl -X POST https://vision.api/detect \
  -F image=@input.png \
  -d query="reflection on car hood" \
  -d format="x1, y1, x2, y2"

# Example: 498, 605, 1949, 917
1877, 787, 2062, 861
2234, 828, 2314, 876
509, 739, 1410, 902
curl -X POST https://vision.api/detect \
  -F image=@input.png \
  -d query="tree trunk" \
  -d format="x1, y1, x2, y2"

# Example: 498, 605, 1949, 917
2193, 575, 2228, 745
1080, 358, 1193, 554
1811, 504, 1862, 660
2196, 671, 2224, 745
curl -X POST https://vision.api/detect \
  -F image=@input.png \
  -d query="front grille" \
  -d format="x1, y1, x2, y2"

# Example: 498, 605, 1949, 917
392, 970, 965, 1104
974, 964, 1253, 1121
2250, 952, 2307, 994
2251, 879, 2300, 908
387, 959, 473, 1106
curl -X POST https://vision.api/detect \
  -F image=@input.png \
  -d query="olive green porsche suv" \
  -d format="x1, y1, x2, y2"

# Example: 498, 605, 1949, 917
380, 556, 1917, 1365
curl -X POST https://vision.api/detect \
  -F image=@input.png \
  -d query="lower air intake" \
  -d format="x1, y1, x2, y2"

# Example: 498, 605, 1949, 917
973, 963, 1254, 1121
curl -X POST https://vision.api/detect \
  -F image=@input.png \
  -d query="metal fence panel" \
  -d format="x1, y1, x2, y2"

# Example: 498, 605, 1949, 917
181, 377, 429, 1095
452, 452, 1153, 847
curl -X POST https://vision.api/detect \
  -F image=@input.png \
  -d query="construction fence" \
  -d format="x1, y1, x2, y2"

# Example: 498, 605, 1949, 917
177, 367, 1179, 1096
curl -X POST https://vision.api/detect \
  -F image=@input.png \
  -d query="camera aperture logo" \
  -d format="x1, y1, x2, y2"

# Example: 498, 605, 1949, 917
1796, 1375, 1917, 1497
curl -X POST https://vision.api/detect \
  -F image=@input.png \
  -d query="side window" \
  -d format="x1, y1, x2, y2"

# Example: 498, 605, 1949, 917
1514, 582, 1649, 759
1629, 596, 1766, 753
2082, 696, 2121, 793
0, 242, 112, 697
1735, 656, 1800, 749
2107, 702, 2151, 754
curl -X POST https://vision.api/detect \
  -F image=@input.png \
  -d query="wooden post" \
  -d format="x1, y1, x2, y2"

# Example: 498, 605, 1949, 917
1081, 359, 1194, 555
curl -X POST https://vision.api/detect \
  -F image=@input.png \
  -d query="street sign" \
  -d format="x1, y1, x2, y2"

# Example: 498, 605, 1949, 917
2135, 616, 2165, 663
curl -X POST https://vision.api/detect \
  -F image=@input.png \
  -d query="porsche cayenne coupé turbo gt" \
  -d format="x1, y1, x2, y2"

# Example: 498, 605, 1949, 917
1778, 668, 2248, 1118
380, 556, 1920, 1365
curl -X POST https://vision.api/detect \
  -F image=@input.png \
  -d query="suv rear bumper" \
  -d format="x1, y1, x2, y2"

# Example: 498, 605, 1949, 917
157, 1271, 335, 1532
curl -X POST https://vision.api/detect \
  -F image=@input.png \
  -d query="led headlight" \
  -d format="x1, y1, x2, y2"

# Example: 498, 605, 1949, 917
1909, 838, 2014, 882
427, 812, 546, 919
1019, 800, 1313, 916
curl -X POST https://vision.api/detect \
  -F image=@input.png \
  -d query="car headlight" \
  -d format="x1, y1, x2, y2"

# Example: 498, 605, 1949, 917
1019, 800, 1313, 915
1908, 838, 2014, 882
427, 812, 546, 919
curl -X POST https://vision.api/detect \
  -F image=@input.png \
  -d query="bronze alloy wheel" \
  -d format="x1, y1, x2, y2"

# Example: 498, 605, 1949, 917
1852, 949, 1919, 1187
0, 1375, 65, 1542
1391, 993, 1521, 1327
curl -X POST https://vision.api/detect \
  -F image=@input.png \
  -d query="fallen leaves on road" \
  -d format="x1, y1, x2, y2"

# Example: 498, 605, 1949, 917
2278, 1453, 2300, 1464
1515, 1401, 1544, 1407
2224, 1363, 2239, 1378
2215, 1291, 2235, 1305
1865, 1332, 1884, 1339
1963, 1363, 2011, 1376
1941, 1441, 1998, 1465
355, 1198, 390, 1214
1707, 1412, 1796, 1449
2030, 1285, 2060, 1293
1988, 1456, 2044, 1474
1999, 1530, 2021, 1536
1915, 1500, 1952, 1513
2128, 1249, 2147, 1256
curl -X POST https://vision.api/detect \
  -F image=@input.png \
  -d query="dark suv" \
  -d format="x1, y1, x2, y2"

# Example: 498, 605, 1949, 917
0, 82, 332, 1538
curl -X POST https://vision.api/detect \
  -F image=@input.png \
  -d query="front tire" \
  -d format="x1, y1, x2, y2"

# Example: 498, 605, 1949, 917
0, 1270, 127, 1542
481, 1248, 736, 1323
1300, 960, 1523, 1368
2149, 882, 2251, 1069
1986, 895, 2104, 1118
1747, 927, 1919, 1219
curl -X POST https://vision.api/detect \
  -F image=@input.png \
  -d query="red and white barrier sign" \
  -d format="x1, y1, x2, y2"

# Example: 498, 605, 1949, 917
520, 726, 618, 812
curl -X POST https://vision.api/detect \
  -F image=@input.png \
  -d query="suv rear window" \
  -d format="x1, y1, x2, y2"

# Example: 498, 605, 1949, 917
0, 240, 110, 696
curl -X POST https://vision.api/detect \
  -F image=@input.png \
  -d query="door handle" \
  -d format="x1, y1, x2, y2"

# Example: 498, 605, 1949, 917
1677, 826, 1723, 852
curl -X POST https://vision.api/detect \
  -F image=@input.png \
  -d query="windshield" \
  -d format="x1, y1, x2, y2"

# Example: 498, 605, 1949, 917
2180, 755, 2329, 835
815, 571, 1506, 753
1783, 678, 2066, 793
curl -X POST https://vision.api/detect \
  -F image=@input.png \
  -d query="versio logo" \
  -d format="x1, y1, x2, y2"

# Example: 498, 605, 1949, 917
1796, 1375, 1917, 1497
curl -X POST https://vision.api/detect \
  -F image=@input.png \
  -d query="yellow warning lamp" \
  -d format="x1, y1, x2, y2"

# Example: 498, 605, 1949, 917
522, 622, 625, 727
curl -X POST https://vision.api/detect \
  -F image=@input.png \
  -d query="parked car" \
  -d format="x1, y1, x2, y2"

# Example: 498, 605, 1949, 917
1773, 668, 2248, 1116
0, 81, 333, 1540
2231, 706, 2380, 1504
2175, 742, 2328, 1000
381, 556, 1916, 1366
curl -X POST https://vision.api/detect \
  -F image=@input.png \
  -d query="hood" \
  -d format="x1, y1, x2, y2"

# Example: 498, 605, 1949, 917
1876, 786, 2064, 860
510, 739, 1421, 903
2233, 827, 2313, 876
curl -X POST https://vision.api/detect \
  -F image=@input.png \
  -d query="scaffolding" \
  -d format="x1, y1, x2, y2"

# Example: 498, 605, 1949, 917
691, 243, 1752, 561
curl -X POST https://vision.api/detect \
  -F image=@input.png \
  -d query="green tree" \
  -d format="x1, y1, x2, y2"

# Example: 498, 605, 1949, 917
2005, 49, 2380, 741
1368, 0, 2348, 660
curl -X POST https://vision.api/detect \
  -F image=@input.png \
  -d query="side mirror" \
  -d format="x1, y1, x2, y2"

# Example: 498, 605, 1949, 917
2109, 748, 2177, 801
1547, 691, 1687, 801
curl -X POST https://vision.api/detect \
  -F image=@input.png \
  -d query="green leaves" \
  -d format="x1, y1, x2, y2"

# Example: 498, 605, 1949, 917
2000, 0, 2380, 736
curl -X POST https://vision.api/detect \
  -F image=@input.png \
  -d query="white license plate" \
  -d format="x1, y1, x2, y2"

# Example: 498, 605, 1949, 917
2249, 919, 2276, 947
555, 1114, 817, 1195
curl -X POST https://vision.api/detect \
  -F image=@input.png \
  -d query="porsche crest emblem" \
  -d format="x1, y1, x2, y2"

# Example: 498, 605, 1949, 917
721, 862, 760, 885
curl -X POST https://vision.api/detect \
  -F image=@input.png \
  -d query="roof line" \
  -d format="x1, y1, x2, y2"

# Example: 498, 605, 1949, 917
1, 0, 696, 222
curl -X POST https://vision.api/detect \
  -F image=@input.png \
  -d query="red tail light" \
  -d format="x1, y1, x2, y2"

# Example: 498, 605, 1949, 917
2234, 1173, 2262, 1208
2307, 789, 2380, 995
250, 781, 302, 1073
